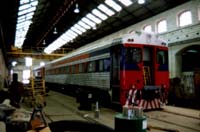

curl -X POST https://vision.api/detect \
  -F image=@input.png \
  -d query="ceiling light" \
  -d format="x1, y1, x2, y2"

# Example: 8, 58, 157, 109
40, 62, 45, 66
53, 27, 58, 34
138, 0, 145, 4
12, 61, 17, 66
43, 40, 46, 45
118, 0, 133, 6
74, 4, 80, 13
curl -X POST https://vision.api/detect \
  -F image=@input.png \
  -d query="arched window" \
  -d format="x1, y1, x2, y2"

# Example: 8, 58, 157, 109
157, 19, 167, 33
178, 10, 192, 27
143, 25, 152, 33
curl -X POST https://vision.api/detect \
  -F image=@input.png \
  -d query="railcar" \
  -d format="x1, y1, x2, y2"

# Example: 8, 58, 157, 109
43, 31, 169, 110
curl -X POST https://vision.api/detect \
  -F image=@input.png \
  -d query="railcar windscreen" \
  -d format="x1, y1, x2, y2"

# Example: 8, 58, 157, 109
125, 48, 142, 64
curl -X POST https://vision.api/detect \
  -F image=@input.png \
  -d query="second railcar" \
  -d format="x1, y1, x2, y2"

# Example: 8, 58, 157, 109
44, 31, 169, 110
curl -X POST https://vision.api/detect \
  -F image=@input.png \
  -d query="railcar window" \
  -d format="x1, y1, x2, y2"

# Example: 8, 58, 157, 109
99, 60, 104, 72
104, 58, 110, 71
72, 65, 76, 74
66, 66, 69, 74
125, 48, 142, 64
79, 63, 83, 73
88, 61, 96, 72
156, 50, 168, 64
83, 63, 88, 73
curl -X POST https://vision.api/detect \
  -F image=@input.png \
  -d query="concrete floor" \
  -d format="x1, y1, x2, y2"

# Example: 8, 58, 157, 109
20, 91, 200, 132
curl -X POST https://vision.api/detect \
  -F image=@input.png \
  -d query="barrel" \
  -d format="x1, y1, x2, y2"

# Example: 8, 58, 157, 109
115, 114, 147, 132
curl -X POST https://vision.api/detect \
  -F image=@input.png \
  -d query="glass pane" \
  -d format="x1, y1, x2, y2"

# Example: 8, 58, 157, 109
158, 20, 167, 33
179, 11, 192, 27
125, 48, 142, 64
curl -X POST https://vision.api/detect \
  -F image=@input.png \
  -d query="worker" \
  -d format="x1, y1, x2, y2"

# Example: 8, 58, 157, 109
8, 73, 24, 108
125, 85, 139, 106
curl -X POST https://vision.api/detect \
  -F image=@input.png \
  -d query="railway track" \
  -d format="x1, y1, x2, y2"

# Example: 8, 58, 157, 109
43, 91, 200, 132
145, 110, 200, 132
44, 92, 97, 123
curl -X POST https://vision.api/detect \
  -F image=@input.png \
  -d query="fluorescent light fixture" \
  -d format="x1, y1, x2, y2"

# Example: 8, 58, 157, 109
82, 17, 96, 27
92, 9, 108, 20
98, 4, 115, 16
138, 0, 145, 4
86, 13, 102, 24
78, 21, 91, 29
118, 0, 133, 6
74, 24, 86, 32
105, 0, 122, 12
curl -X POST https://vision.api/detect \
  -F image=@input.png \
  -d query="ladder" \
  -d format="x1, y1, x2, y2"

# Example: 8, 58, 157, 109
143, 66, 151, 85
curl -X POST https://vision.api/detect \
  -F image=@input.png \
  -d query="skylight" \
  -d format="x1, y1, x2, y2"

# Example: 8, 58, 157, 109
71, 26, 83, 35
78, 21, 91, 29
82, 17, 96, 27
105, 0, 122, 12
98, 4, 115, 16
44, 0, 135, 54
118, 0, 133, 6
86, 13, 102, 24
74, 24, 86, 32
92, 9, 108, 20
15, 0, 38, 48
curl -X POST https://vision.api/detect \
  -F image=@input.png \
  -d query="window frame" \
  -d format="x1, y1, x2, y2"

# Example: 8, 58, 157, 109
143, 24, 152, 33
178, 10, 192, 27
157, 19, 167, 33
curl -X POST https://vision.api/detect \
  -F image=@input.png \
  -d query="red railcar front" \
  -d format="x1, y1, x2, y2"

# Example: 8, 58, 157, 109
110, 32, 169, 110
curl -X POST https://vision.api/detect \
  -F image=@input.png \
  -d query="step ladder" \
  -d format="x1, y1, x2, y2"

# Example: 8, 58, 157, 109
143, 66, 151, 85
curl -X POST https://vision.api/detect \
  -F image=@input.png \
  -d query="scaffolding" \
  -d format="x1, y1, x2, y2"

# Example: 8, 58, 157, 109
23, 67, 46, 107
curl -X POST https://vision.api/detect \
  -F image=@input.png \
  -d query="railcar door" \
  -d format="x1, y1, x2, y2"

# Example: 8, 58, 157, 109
143, 46, 154, 85
110, 45, 121, 103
